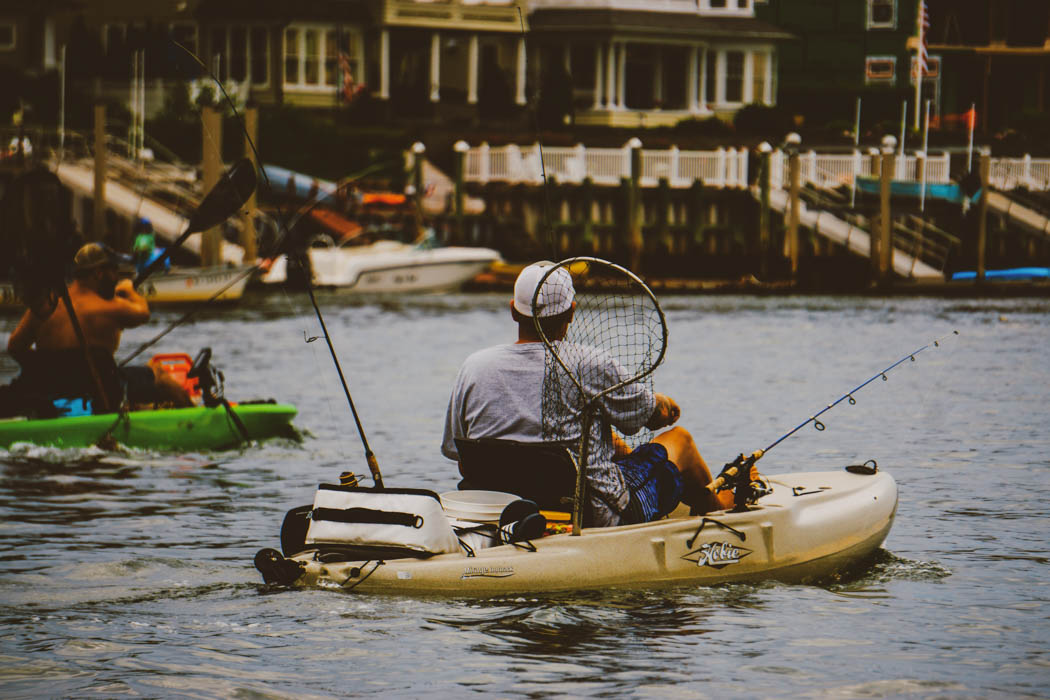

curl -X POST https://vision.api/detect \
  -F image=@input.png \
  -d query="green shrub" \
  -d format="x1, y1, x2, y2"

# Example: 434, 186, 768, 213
733, 103, 794, 139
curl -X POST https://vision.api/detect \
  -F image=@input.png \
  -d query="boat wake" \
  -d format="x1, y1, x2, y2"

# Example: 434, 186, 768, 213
826, 548, 952, 590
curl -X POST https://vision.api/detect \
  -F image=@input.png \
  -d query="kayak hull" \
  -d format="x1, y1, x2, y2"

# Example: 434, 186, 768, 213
0, 403, 298, 451
266, 468, 897, 595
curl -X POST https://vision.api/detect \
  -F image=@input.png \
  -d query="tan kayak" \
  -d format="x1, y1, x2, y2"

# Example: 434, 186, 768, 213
255, 467, 897, 595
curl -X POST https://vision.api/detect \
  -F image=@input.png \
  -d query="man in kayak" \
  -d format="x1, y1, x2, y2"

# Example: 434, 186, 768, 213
442, 261, 730, 527
6, 242, 193, 412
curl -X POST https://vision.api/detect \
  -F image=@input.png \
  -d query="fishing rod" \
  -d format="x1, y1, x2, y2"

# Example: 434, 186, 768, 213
709, 330, 960, 503
163, 41, 386, 487
517, 8, 558, 260
118, 160, 393, 368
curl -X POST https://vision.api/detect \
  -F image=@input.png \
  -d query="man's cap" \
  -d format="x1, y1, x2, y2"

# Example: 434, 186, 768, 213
513, 261, 575, 318
73, 242, 134, 273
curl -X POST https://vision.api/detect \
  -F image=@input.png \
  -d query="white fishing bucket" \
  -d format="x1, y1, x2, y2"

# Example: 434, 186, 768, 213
440, 490, 518, 524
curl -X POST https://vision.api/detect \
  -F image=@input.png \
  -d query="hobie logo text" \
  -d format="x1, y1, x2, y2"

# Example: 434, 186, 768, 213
683, 541, 752, 569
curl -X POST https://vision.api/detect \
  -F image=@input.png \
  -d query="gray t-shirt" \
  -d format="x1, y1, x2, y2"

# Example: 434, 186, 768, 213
441, 341, 654, 525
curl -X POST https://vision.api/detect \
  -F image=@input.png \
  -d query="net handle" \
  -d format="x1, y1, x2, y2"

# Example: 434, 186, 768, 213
533, 256, 669, 404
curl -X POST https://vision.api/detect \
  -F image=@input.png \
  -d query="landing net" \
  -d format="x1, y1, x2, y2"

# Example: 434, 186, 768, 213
537, 258, 668, 461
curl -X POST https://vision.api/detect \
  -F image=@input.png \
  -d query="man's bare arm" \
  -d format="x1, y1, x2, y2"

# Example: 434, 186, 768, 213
7, 309, 45, 366
110, 279, 150, 327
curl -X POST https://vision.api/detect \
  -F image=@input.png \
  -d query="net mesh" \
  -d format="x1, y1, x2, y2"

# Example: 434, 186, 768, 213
537, 258, 667, 461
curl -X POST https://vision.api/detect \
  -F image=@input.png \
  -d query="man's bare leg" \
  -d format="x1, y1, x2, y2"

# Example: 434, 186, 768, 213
653, 426, 728, 513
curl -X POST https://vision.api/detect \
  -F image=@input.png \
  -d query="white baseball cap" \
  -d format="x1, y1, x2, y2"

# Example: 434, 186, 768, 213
513, 261, 575, 318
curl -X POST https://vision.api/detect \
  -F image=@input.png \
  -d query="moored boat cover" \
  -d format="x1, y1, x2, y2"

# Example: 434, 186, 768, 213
305, 485, 460, 556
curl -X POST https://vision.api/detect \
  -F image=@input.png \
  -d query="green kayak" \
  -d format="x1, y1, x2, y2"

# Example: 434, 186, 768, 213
0, 402, 298, 451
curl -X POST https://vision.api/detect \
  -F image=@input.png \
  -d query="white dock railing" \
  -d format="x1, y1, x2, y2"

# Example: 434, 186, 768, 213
989, 155, 1050, 191
463, 143, 751, 189
462, 142, 1049, 193
769, 151, 952, 190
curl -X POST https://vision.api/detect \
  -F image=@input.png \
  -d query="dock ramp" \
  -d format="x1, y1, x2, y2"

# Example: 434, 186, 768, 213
764, 188, 946, 279
53, 160, 246, 266
987, 191, 1050, 239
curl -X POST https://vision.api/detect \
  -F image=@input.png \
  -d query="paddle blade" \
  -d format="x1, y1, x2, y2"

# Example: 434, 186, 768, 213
186, 158, 257, 233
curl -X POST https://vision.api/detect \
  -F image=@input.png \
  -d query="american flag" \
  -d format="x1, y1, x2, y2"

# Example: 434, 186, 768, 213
917, 0, 930, 77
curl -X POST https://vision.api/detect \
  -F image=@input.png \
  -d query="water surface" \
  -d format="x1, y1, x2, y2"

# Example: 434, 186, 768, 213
1, 291, 1047, 698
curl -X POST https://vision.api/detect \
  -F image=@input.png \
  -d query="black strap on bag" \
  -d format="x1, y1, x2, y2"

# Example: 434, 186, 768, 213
312, 507, 424, 529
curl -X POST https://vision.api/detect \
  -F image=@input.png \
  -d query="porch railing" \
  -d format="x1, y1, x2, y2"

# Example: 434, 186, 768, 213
463, 143, 751, 189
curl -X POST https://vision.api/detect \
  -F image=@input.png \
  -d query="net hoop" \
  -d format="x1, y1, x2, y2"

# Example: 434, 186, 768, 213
531, 256, 668, 535
532, 256, 668, 404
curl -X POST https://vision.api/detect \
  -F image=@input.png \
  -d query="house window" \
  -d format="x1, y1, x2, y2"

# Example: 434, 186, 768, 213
284, 28, 299, 84
752, 52, 768, 104
211, 25, 269, 86
910, 55, 940, 82
229, 27, 247, 82
101, 23, 126, 55
0, 22, 14, 51
304, 29, 319, 84
341, 32, 362, 86
210, 27, 227, 78
867, 0, 896, 29
725, 50, 744, 103
284, 24, 362, 92
865, 56, 896, 84
324, 30, 339, 86
701, 0, 752, 13
250, 28, 269, 87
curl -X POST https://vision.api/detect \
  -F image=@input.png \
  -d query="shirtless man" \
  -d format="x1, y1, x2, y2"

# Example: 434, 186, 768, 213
7, 242, 191, 410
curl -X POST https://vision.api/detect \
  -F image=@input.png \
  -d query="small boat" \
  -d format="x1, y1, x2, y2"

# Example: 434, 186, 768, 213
951, 267, 1050, 281
264, 240, 501, 292
254, 466, 897, 595
855, 176, 969, 203
0, 349, 298, 451
0, 401, 298, 451
2, 265, 253, 308
137, 264, 253, 304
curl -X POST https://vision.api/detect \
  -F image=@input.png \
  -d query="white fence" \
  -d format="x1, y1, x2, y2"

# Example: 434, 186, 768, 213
769, 151, 952, 190
462, 141, 1050, 193
463, 143, 751, 189
989, 155, 1050, 191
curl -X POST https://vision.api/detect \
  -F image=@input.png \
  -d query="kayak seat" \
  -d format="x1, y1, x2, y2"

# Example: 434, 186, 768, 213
454, 437, 578, 512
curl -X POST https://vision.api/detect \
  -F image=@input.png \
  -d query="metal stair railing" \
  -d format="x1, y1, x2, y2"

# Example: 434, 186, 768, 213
798, 183, 958, 276
894, 215, 961, 275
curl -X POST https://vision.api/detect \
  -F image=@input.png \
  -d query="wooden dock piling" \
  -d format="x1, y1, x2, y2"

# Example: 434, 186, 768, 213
200, 105, 222, 267
92, 103, 106, 242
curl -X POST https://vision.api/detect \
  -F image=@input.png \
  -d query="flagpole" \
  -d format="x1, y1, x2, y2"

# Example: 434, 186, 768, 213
898, 100, 907, 179
914, 0, 923, 130
967, 102, 976, 172
850, 96, 861, 208
920, 99, 930, 213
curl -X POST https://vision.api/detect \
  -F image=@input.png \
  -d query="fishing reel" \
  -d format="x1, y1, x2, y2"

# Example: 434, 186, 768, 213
187, 347, 226, 408
712, 451, 773, 512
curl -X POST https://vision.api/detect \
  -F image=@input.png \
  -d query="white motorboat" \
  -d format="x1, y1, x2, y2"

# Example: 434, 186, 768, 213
254, 465, 897, 595
261, 241, 501, 292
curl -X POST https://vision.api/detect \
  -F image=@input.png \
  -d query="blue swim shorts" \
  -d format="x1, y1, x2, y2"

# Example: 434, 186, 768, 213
615, 443, 684, 525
